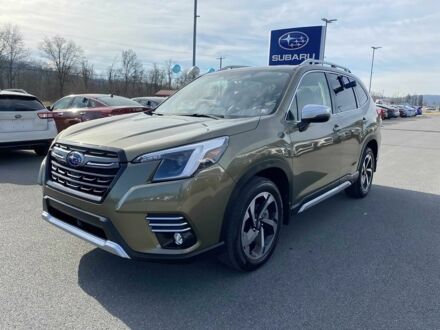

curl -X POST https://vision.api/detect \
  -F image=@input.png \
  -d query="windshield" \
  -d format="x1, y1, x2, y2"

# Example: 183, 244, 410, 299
155, 70, 291, 118
97, 95, 142, 107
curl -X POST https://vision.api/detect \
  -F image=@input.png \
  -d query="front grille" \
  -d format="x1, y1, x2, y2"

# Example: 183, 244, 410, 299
47, 143, 121, 202
146, 215, 192, 233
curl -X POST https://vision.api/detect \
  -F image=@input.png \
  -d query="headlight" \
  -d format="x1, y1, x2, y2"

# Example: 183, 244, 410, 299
133, 137, 229, 182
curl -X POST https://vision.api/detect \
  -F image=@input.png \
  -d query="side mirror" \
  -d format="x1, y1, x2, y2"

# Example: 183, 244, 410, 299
46, 105, 53, 111
301, 104, 331, 123
299, 104, 331, 131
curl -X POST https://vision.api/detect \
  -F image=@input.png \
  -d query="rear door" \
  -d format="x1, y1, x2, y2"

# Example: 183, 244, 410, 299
0, 95, 47, 134
326, 73, 364, 177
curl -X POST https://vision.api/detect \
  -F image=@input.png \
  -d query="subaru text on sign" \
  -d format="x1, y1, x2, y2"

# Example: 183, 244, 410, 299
269, 26, 325, 66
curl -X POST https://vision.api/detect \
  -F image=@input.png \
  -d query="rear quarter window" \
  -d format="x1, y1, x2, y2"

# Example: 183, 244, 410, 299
354, 83, 369, 107
0, 96, 45, 111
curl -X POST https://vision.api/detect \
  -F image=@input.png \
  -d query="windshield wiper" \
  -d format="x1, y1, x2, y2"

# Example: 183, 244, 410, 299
180, 113, 224, 120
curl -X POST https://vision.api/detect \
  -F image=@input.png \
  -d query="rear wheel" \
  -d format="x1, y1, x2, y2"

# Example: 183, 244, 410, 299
220, 177, 283, 271
346, 147, 375, 198
34, 145, 49, 156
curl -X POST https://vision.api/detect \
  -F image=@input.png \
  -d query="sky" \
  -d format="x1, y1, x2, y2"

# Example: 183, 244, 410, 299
1, 0, 440, 95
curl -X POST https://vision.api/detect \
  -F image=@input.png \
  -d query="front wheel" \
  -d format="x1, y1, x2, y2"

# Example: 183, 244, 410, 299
346, 147, 375, 198
220, 177, 283, 271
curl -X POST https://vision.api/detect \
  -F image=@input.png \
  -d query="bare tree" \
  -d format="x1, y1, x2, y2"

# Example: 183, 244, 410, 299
174, 69, 196, 89
119, 49, 143, 96
80, 59, 94, 92
147, 63, 166, 93
1, 24, 29, 87
39, 35, 83, 97
107, 57, 119, 94
164, 59, 173, 89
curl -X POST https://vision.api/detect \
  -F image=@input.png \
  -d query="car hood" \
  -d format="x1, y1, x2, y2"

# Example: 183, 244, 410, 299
56, 113, 259, 160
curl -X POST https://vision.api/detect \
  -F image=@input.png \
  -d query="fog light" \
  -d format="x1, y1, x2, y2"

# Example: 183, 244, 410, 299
174, 232, 183, 246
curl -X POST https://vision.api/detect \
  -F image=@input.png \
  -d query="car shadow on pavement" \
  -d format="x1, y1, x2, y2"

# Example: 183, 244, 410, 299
0, 150, 44, 185
77, 184, 440, 329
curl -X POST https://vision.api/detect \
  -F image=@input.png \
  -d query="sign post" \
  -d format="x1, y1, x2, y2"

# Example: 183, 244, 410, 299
269, 26, 325, 66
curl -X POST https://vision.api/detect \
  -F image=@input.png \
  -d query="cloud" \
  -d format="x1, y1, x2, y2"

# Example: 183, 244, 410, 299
0, 0, 439, 94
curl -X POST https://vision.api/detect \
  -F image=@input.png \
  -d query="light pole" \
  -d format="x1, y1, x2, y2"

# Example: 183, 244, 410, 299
369, 46, 382, 93
321, 18, 337, 59
216, 56, 226, 70
192, 0, 200, 67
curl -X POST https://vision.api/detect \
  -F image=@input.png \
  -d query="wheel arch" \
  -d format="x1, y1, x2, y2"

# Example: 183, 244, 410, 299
359, 136, 379, 171
220, 159, 293, 242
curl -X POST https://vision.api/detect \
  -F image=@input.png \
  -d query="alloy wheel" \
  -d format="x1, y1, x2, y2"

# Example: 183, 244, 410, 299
241, 192, 279, 261
361, 153, 374, 192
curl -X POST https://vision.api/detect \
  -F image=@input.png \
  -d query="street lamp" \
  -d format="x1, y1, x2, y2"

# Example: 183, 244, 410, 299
321, 18, 337, 59
192, 0, 200, 67
216, 56, 226, 70
369, 46, 382, 93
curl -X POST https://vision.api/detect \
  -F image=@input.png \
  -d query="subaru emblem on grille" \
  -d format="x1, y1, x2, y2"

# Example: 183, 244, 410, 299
66, 151, 85, 167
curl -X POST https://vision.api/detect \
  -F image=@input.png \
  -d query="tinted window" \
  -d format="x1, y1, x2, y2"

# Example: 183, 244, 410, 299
327, 74, 357, 112
0, 96, 44, 111
354, 83, 369, 107
96, 96, 141, 107
88, 99, 104, 108
296, 72, 332, 113
53, 97, 73, 110
71, 96, 89, 108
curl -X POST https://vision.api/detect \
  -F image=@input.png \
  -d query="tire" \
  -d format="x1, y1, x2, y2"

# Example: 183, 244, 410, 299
219, 177, 283, 271
345, 147, 375, 198
34, 145, 49, 156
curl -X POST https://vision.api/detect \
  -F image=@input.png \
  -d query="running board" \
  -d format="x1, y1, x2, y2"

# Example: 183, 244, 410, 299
298, 181, 352, 213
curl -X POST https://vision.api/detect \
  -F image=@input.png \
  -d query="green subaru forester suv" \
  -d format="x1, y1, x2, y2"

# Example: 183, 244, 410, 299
39, 61, 381, 271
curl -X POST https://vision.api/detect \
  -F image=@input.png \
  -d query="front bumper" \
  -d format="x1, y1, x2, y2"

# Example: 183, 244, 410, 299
0, 139, 53, 150
41, 159, 235, 260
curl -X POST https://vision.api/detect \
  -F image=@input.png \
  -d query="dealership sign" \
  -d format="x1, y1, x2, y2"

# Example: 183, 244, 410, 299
269, 26, 325, 66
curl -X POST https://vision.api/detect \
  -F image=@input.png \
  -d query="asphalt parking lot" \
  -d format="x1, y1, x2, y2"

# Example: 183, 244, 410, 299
1, 115, 440, 329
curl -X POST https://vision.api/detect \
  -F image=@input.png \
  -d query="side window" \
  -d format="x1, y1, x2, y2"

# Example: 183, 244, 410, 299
296, 72, 332, 116
354, 82, 369, 107
327, 74, 357, 112
52, 97, 73, 110
88, 99, 104, 108
287, 95, 298, 120
71, 96, 88, 108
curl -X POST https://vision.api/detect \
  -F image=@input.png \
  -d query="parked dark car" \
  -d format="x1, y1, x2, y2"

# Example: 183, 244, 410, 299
49, 94, 150, 131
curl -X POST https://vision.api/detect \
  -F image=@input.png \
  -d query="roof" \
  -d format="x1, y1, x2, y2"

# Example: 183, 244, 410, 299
132, 96, 167, 102
0, 90, 37, 98
155, 90, 176, 97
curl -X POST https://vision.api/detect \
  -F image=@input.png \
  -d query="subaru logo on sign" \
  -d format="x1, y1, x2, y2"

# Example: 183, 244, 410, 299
66, 151, 84, 167
269, 26, 324, 66
278, 31, 309, 50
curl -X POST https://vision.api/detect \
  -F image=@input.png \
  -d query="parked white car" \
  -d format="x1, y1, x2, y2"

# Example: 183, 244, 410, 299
0, 91, 57, 155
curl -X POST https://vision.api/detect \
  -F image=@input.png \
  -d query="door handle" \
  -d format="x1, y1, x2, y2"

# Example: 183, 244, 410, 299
15, 114, 22, 119
333, 124, 340, 133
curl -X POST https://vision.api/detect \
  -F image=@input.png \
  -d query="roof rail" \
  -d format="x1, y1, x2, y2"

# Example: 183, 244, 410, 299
299, 60, 351, 73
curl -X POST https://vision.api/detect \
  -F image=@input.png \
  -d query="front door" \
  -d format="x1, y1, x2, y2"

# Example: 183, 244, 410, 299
288, 71, 343, 201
